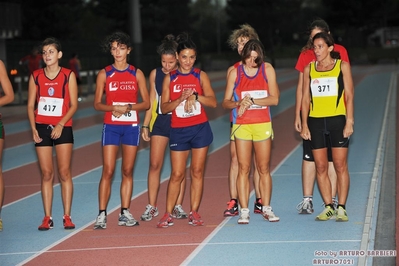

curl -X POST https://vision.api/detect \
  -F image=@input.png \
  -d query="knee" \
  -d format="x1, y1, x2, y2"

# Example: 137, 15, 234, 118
149, 161, 162, 172
315, 163, 328, 175
333, 160, 348, 175
42, 172, 54, 182
58, 168, 71, 182
191, 167, 204, 180
101, 168, 115, 180
170, 171, 185, 183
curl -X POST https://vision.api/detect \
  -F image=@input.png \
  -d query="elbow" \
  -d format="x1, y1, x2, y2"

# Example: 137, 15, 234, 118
271, 98, 279, 106
210, 100, 217, 108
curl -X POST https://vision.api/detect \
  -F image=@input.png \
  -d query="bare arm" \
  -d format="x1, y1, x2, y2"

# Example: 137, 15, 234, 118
27, 75, 41, 143
294, 72, 304, 132
251, 63, 279, 107
341, 61, 354, 138
141, 69, 156, 141
222, 68, 240, 109
300, 65, 311, 140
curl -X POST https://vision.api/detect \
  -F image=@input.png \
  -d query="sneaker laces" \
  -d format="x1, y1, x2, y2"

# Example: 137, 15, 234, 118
175, 205, 185, 213
190, 211, 202, 221
122, 210, 134, 220
296, 198, 310, 211
226, 200, 236, 209
143, 205, 154, 215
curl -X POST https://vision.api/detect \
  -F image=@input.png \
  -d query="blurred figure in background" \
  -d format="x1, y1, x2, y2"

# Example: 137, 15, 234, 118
69, 53, 83, 101
19, 46, 43, 75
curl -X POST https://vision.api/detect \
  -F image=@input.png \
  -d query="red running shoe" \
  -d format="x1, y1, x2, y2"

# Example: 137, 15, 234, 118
38, 216, 54, 231
63, 215, 75, 229
223, 199, 238, 216
188, 211, 204, 226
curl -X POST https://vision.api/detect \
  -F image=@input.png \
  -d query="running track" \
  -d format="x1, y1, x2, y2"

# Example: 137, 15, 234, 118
0, 65, 397, 266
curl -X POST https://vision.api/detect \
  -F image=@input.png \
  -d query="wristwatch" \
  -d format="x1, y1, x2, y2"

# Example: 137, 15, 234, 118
193, 91, 199, 101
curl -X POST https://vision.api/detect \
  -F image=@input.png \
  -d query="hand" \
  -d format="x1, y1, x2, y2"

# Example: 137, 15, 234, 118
32, 129, 43, 143
141, 127, 150, 142
179, 89, 194, 103
300, 127, 311, 140
184, 95, 196, 113
343, 122, 354, 138
50, 124, 64, 139
294, 115, 302, 132
237, 95, 252, 117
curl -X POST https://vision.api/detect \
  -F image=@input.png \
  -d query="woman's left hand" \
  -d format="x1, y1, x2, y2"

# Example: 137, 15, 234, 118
343, 123, 354, 138
50, 124, 64, 139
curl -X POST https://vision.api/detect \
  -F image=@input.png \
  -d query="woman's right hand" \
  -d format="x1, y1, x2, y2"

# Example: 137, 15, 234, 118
32, 129, 42, 143
300, 126, 311, 140
294, 115, 302, 132
141, 127, 150, 142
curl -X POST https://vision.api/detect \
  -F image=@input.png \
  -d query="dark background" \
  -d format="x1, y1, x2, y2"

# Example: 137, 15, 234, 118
2, 0, 399, 76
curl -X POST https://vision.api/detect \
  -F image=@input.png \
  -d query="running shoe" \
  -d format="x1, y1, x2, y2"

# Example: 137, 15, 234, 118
296, 198, 314, 214
118, 209, 139, 226
188, 211, 204, 226
262, 206, 280, 222
157, 213, 174, 228
140, 204, 159, 221
94, 212, 107, 229
63, 215, 75, 229
172, 205, 188, 219
38, 216, 54, 231
237, 208, 250, 224
0, 218, 2, 231
254, 198, 262, 214
315, 206, 335, 221
335, 206, 349, 222
223, 199, 238, 216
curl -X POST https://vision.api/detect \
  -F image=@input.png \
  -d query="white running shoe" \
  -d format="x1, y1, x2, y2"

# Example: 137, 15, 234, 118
237, 208, 250, 224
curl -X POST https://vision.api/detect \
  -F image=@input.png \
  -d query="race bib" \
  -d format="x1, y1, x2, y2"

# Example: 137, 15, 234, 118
175, 100, 201, 118
37, 97, 64, 117
111, 102, 138, 122
241, 90, 268, 110
311, 77, 338, 97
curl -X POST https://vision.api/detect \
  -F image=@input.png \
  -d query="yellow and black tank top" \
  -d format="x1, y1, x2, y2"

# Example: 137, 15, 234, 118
309, 59, 346, 118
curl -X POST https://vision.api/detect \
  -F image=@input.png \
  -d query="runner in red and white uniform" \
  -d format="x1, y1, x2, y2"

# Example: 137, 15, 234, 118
27, 37, 78, 231
223, 24, 263, 217
93, 32, 150, 229
157, 33, 217, 228
140, 34, 187, 222
223, 39, 280, 224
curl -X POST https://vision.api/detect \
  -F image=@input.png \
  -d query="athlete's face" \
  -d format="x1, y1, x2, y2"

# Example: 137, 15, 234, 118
244, 50, 259, 68
237, 36, 249, 55
161, 54, 177, 73
110, 42, 131, 63
42, 44, 62, 66
176, 49, 196, 73
313, 38, 333, 61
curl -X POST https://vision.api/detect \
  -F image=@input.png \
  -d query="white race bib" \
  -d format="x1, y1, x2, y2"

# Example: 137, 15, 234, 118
175, 100, 201, 118
37, 97, 64, 117
311, 77, 338, 97
241, 90, 268, 110
111, 102, 138, 122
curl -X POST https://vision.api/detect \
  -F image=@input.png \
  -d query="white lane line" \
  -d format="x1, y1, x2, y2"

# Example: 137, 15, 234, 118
2, 239, 360, 257
357, 71, 397, 266
181, 143, 302, 266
